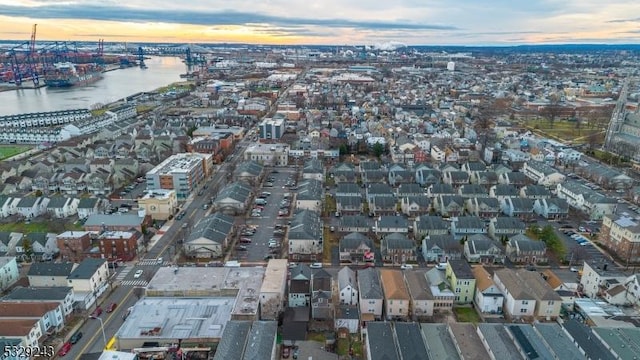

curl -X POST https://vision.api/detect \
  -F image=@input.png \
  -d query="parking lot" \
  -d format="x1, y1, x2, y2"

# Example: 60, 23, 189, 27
232, 167, 299, 263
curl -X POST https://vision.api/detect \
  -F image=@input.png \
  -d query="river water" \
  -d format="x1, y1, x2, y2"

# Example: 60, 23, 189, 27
0, 56, 187, 116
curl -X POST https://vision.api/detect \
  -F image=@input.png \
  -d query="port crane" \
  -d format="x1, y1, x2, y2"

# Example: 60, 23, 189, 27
138, 46, 147, 68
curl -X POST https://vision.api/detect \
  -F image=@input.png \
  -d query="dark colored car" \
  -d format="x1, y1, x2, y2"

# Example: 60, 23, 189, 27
106, 302, 117, 313
69, 332, 83, 344
91, 306, 102, 317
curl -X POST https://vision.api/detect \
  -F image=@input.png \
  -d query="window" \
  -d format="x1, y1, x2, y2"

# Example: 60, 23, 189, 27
520, 308, 528, 313
522, 300, 529, 305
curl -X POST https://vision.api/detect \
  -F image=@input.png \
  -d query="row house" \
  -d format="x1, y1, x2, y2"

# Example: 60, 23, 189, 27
421, 234, 462, 263
472, 266, 504, 314
45, 197, 79, 218
338, 215, 371, 233
470, 171, 499, 188
505, 234, 547, 264
339, 232, 375, 263
466, 197, 501, 218
533, 198, 569, 220
369, 196, 397, 216
498, 171, 529, 188
520, 184, 551, 200
288, 210, 323, 262
434, 195, 464, 217
522, 161, 565, 188
427, 183, 456, 198
415, 166, 441, 187
375, 216, 409, 234
396, 183, 423, 198
330, 163, 358, 184
380, 233, 416, 264
336, 183, 361, 197
556, 181, 617, 220
500, 197, 536, 221
489, 184, 520, 202
400, 196, 431, 217
336, 195, 364, 215
380, 269, 410, 320
600, 214, 640, 265
459, 184, 488, 199
388, 164, 414, 186
414, 216, 449, 238
16, 197, 49, 219
443, 171, 470, 188
488, 217, 526, 241
365, 183, 394, 203
0, 196, 21, 218
463, 234, 505, 264
0, 109, 90, 128
84, 172, 113, 196
451, 216, 486, 240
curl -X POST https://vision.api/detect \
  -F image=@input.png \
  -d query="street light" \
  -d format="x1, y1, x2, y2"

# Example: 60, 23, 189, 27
90, 316, 107, 348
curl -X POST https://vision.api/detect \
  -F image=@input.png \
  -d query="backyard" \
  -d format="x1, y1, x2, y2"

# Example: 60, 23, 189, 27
0, 220, 83, 233
0, 145, 32, 160
454, 307, 482, 324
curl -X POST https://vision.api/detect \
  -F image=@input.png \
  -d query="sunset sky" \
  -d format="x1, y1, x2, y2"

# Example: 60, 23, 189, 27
1, 0, 639, 46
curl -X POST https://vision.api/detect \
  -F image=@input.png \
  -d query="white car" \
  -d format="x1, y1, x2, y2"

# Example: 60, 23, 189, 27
435, 263, 447, 270
310, 263, 323, 269
157, 257, 163, 264
400, 264, 414, 270
134, 270, 143, 278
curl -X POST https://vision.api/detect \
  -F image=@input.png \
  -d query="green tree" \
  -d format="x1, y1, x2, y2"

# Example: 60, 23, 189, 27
339, 143, 349, 156
186, 125, 198, 138
22, 238, 33, 261
34, 190, 43, 197
372, 142, 385, 158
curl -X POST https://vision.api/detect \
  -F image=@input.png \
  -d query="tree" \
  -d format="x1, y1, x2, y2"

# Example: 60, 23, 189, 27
372, 142, 385, 158
22, 238, 33, 261
540, 94, 563, 128
339, 143, 349, 156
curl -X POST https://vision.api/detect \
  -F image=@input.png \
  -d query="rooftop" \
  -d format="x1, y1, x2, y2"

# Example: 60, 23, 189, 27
139, 189, 176, 200
448, 323, 490, 360
147, 153, 208, 176
212, 321, 252, 360
116, 297, 234, 340
420, 324, 460, 360
260, 259, 287, 294
533, 323, 586, 360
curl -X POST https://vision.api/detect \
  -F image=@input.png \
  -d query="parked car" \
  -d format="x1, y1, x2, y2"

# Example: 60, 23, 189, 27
134, 269, 143, 278
400, 264, 414, 270
236, 245, 248, 251
240, 238, 252, 243
282, 347, 291, 359
310, 263, 323, 269
91, 306, 103, 317
58, 342, 72, 356
435, 263, 447, 270
69, 332, 83, 344
106, 302, 117, 313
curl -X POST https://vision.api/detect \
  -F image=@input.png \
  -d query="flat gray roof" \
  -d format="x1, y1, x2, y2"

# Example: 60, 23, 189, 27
421, 324, 460, 360
533, 323, 585, 360
477, 324, 523, 360
448, 323, 490, 360
592, 327, 640, 360
506, 324, 556, 360
146, 267, 265, 317
116, 297, 233, 341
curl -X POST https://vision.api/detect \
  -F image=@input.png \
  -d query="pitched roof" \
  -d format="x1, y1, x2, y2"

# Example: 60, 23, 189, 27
380, 269, 410, 300
366, 322, 400, 360
404, 270, 434, 301
68, 258, 107, 280
28, 262, 75, 277
472, 266, 496, 292
357, 267, 382, 299
0, 301, 60, 317
395, 322, 430, 360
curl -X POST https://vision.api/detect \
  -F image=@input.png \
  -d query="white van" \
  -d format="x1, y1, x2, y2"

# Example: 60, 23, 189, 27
224, 261, 241, 268
435, 263, 447, 270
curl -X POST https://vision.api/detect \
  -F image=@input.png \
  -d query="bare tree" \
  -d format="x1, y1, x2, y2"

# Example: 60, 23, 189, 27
540, 94, 562, 128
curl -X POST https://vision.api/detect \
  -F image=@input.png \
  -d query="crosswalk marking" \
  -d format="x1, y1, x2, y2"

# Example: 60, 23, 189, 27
120, 280, 149, 287
137, 259, 169, 266
114, 265, 134, 281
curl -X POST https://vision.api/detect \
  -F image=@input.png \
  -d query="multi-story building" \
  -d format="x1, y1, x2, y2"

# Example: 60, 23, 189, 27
0, 256, 19, 292
145, 153, 213, 199
96, 231, 141, 262
600, 215, 640, 263
259, 259, 287, 321
445, 260, 476, 304
56, 231, 92, 263
137, 189, 178, 221
244, 143, 289, 166
380, 269, 410, 320
259, 118, 285, 140
522, 161, 565, 187
579, 260, 627, 299
0, 109, 91, 128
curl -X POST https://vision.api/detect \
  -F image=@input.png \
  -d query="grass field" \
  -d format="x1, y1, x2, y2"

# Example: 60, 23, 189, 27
454, 307, 482, 324
0, 145, 31, 160
523, 119, 605, 144
0, 220, 83, 233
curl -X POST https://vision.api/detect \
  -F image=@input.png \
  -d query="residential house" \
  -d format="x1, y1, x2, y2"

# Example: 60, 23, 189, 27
472, 266, 504, 314
365, 322, 400, 360
339, 232, 375, 263
27, 262, 75, 287
396, 183, 424, 198
330, 163, 358, 184
212, 182, 252, 215
445, 260, 476, 304
19, 232, 58, 262
0, 232, 23, 256
400, 196, 431, 217
506, 234, 548, 264
84, 213, 150, 233
58, 172, 86, 195
522, 161, 565, 187
415, 166, 441, 187
288, 264, 311, 307
361, 168, 387, 184
370, 196, 398, 216
557, 181, 617, 220
404, 271, 435, 319
380, 269, 410, 320
489, 184, 520, 202
1, 286, 75, 318
338, 267, 358, 306
296, 179, 323, 212
45, 197, 79, 218
520, 185, 552, 200
533, 198, 570, 220
427, 183, 456, 198
183, 213, 235, 259
425, 268, 455, 312
388, 164, 414, 186
96, 230, 141, 262
421, 234, 462, 263
84, 172, 112, 196
0, 303, 60, 347
335, 305, 360, 334
443, 171, 470, 188
467, 197, 501, 218
287, 210, 323, 262
336, 195, 364, 215
0, 196, 20, 218
471, 171, 499, 188
76, 198, 102, 219
357, 267, 384, 322
233, 161, 264, 186
56, 231, 92, 263
498, 171, 529, 188
579, 260, 627, 298
66, 258, 109, 308
464, 234, 505, 264
338, 215, 371, 233
16, 197, 49, 219
311, 269, 333, 320
459, 184, 489, 199
366, 183, 395, 203
381, 233, 416, 264
375, 216, 408, 234
336, 183, 361, 197
0, 256, 19, 291
493, 268, 562, 320
302, 159, 324, 181
451, 216, 486, 240
501, 197, 536, 221
414, 216, 450, 237
434, 195, 465, 217
488, 217, 526, 241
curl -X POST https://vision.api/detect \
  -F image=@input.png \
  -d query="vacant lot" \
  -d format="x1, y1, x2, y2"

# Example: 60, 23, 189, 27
454, 307, 482, 324
0, 145, 31, 160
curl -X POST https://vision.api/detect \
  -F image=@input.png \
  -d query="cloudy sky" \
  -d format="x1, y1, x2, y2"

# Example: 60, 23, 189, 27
1, 0, 639, 45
